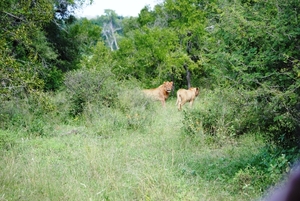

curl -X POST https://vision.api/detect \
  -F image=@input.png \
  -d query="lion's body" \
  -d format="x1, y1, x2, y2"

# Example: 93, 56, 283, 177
143, 81, 173, 107
176, 87, 199, 110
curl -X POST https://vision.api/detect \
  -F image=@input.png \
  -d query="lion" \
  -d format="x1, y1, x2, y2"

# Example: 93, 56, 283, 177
176, 87, 199, 110
142, 81, 173, 107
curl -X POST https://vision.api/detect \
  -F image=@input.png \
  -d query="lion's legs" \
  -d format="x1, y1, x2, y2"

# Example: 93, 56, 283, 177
176, 95, 182, 110
177, 99, 182, 110
178, 103, 182, 110
189, 100, 194, 107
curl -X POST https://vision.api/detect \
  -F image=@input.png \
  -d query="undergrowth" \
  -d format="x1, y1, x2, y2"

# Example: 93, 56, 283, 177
0, 78, 299, 200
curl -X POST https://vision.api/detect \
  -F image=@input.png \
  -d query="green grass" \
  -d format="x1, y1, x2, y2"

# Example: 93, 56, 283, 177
0, 98, 265, 201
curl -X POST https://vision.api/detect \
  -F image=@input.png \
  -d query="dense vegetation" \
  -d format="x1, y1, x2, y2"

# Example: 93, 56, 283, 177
1, 0, 300, 200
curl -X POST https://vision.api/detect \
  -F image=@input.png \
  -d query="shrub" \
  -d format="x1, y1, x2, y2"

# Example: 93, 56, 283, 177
231, 166, 265, 195
0, 100, 26, 130
68, 78, 155, 133
64, 68, 115, 117
113, 80, 155, 130
0, 90, 61, 137
230, 146, 299, 195
181, 88, 259, 138
43, 67, 64, 91
181, 87, 300, 149
254, 88, 300, 148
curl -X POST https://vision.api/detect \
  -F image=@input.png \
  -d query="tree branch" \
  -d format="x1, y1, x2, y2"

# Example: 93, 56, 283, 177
2, 11, 25, 22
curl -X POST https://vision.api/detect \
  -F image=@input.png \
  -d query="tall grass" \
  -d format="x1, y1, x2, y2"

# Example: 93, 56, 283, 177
0, 101, 264, 200
0, 77, 298, 200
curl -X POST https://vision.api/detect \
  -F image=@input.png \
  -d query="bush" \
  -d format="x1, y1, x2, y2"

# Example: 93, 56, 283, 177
254, 88, 300, 148
181, 88, 259, 138
0, 100, 26, 130
230, 145, 300, 195
181, 87, 300, 149
64, 68, 115, 117
115, 81, 155, 130
82, 79, 156, 131
66, 78, 156, 134
43, 67, 64, 91
231, 166, 265, 195
0, 90, 62, 137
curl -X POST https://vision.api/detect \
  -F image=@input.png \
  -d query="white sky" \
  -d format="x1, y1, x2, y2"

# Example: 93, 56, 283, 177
75, 0, 162, 19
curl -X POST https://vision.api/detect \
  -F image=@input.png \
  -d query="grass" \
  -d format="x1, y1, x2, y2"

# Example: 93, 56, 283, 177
0, 97, 266, 201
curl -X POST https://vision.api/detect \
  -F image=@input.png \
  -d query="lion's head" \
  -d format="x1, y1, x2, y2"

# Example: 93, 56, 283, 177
193, 87, 200, 97
163, 81, 173, 93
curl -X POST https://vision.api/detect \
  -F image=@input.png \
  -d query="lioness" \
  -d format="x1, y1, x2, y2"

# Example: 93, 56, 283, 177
176, 87, 199, 110
143, 81, 173, 107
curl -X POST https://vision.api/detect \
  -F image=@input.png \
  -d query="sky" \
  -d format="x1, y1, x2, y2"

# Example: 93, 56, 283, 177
75, 0, 162, 19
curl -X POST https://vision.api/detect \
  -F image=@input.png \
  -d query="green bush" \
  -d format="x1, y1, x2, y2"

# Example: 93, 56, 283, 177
181, 87, 300, 148
231, 166, 265, 195
254, 89, 300, 148
230, 145, 299, 195
181, 88, 259, 138
104, 79, 155, 131
43, 67, 64, 91
64, 68, 115, 117
0, 91, 61, 137
0, 100, 26, 130
66, 78, 155, 133
116, 84, 155, 130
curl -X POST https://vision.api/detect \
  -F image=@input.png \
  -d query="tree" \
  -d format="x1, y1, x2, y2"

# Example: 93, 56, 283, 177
0, 0, 98, 96
205, 0, 300, 147
101, 10, 123, 51
154, 0, 210, 88
0, 0, 56, 98
113, 27, 179, 87
112, 0, 213, 88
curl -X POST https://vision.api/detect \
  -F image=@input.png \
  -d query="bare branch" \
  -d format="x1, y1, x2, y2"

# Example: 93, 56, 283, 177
2, 11, 25, 22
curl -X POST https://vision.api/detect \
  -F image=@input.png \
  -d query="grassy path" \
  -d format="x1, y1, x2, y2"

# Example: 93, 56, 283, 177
0, 100, 262, 200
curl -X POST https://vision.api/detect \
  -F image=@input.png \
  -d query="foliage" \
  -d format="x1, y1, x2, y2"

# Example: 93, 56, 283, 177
181, 88, 259, 138
68, 18, 102, 53
200, 0, 300, 147
114, 80, 156, 130
64, 68, 113, 117
44, 16, 102, 74
80, 41, 114, 69
114, 27, 179, 86
0, 0, 54, 97
137, 6, 156, 27
0, 0, 98, 95
0, 90, 60, 137
63, 39, 115, 116
182, 86, 299, 148
253, 88, 300, 148
1, 0, 300, 199
64, 70, 155, 130
230, 145, 300, 195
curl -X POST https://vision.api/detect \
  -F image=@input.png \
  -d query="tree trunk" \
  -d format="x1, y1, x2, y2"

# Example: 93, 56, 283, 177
184, 64, 191, 89
109, 20, 119, 50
